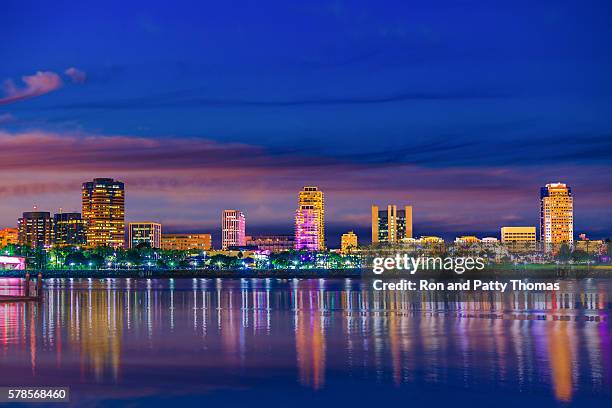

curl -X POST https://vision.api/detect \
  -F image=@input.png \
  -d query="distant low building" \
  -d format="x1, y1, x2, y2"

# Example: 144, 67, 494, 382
420, 236, 444, 245
501, 226, 536, 252
454, 236, 480, 244
129, 222, 162, 249
247, 235, 295, 252
0, 228, 19, 248
161, 234, 211, 251
341, 231, 358, 254
481, 237, 499, 244
575, 239, 605, 255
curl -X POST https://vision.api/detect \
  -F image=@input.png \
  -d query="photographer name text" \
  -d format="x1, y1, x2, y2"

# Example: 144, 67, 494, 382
372, 279, 560, 292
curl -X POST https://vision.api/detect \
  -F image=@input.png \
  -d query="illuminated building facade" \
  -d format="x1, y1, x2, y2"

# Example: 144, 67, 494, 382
0, 228, 19, 247
222, 210, 246, 250
481, 237, 499, 245
501, 226, 537, 252
295, 208, 319, 251
17, 211, 54, 248
420, 236, 444, 244
454, 235, 480, 244
82, 178, 125, 248
540, 183, 573, 250
295, 186, 325, 251
340, 231, 358, 254
54, 212, 87, 246
247, 235, 295, 252
128, 222, 162, 249
575, 238, 605, 255
161, 234, 212, 251
371, 204, 413, 244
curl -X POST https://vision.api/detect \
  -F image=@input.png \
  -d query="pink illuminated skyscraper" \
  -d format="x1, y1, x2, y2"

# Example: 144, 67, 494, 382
222, 210, 246, 249
294, 186, 325, 251
295, 207, 320, 251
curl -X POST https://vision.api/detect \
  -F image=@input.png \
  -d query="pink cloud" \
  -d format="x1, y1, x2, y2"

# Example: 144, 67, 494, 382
64, 67, 87, 83
0, 71, 63, 105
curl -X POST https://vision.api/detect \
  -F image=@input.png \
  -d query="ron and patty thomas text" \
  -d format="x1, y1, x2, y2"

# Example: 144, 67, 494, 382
372, 279, 560, 292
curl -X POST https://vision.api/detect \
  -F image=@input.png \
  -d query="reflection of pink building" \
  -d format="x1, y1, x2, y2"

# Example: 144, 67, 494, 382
0, 256, 26, 270
295, 207, 320, 251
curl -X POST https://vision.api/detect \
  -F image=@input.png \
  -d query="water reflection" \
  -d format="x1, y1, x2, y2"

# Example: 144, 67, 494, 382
0, 278, 609, 405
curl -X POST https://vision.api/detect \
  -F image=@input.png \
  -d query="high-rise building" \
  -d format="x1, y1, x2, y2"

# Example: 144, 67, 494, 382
0, 228, 19, 248
371, 204, 413, 244
247, 235, 295, 252
295, 186, 325, 251
82, 178, 125, 248
54, 212, 87, 246
128, 222, 162, 249
161, 234, 212, 251
501, 226, 536, 252
540, 183, 573, 250
222, 210, 246, 250
341, 231, 358, 254
17, 211, 53, 248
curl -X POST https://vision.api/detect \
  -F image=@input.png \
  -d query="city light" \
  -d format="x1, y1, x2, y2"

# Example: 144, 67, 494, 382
0, 181, 606, 272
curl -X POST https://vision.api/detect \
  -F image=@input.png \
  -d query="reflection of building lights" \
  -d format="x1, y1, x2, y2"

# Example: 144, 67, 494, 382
0, 255, 26, 270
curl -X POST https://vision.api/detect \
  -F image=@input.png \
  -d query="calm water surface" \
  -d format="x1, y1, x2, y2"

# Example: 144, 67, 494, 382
0, 278, 610, 407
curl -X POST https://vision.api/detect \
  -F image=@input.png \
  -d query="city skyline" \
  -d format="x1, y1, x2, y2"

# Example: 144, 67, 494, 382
1, 2, 610, 407
0, 179, 592, 249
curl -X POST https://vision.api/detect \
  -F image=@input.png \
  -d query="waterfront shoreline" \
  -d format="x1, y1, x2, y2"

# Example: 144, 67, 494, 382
0, 265, 610, 279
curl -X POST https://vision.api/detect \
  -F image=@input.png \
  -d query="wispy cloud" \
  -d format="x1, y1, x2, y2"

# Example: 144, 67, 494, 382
0, 71, 63, 105
42, 87, 510, 111
64, 67, 87, 83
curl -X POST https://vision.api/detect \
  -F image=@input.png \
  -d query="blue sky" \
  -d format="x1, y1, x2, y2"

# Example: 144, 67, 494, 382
1, 0, 611, 245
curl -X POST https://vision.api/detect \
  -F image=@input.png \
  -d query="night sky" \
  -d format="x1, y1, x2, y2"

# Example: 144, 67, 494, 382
1, 0, 611, 246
